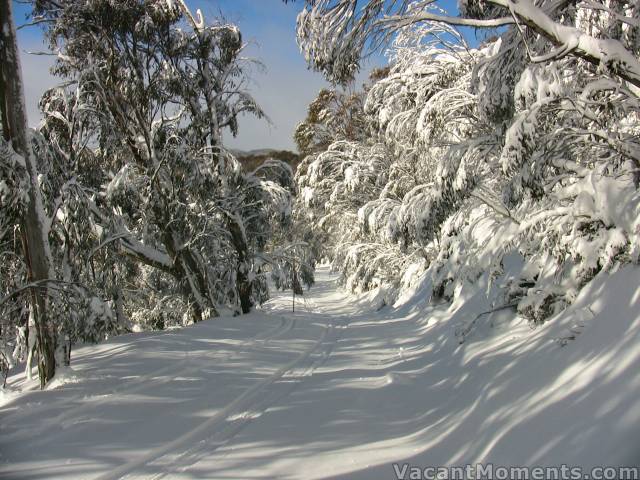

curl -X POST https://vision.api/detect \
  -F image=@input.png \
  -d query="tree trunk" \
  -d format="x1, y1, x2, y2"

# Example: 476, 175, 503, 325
237, 264, 253, 314
0, 0, 57, 388
113, 285, 128, 332
224, 213, 253, 314
158, 223, 212, 323
0, 65, 9, 140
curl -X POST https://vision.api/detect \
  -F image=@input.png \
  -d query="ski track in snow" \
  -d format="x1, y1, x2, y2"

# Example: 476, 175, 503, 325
105, 314, 347, 480
0, 275, 345, 480
139, 311, 346, 480
2, 266, 640, 479
1, 315, 296, 448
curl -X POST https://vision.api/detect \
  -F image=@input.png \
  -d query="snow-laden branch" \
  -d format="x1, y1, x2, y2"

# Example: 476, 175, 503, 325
490, 0, 640, 89
76, 187, 174, 273
296, 0, 640, 89
174, 0, 205, 32
387, 0, 640, 89
578, 0, 640, 28
377, 12, 514, 29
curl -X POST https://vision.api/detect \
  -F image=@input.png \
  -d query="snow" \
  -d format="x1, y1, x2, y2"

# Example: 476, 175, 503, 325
1, 265, 640, 478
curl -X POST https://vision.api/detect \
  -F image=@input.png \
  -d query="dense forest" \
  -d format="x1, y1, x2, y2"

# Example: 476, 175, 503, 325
1, 0, 639, 477
1, 0, 317, 387
1, 2, 639, 472
292, 0, 640, 322
2, 0, 639, 388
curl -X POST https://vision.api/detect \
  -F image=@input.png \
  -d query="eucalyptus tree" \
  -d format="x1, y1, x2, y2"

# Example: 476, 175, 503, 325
294, 87, 369, 158
289, 0, 640, 323
33, 0, 282, 319
290, 0, 640, 88
0, 0, 59, 387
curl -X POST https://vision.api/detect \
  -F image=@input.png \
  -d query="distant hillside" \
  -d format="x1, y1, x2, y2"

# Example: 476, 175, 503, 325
232, 149, 301, 173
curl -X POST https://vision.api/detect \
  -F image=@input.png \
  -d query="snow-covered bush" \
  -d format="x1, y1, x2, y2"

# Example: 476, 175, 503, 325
292, 0, 640, 325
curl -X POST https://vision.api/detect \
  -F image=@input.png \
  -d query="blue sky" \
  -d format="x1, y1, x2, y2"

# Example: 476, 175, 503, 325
13, 0, 469, 152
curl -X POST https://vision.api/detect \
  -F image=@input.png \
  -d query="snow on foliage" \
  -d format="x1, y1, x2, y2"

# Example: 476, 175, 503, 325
1, 0, 299, 385
293, 0, 640, 326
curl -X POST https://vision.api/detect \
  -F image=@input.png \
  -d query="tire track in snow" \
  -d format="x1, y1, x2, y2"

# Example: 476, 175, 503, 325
94, 314, 345, 480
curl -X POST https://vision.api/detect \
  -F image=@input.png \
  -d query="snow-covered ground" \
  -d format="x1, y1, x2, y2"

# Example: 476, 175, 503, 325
1, 265, 639, 479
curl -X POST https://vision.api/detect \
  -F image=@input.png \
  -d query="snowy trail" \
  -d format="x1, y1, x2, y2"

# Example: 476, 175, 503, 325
133, 310, 350, 480
95, 318, 341, 480
2, 266, 640, 479
1, 318, 295, 435
1, 315, 296, 447
0, 267, 352, 480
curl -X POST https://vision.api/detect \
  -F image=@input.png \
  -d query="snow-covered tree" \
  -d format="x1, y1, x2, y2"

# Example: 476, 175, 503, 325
33, 0, 288, 319
0, 0, 59, 387
294, 87, 369, 157
293, 0, 640, 88
291, 0, 640, 324
0, 0, 300, 389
